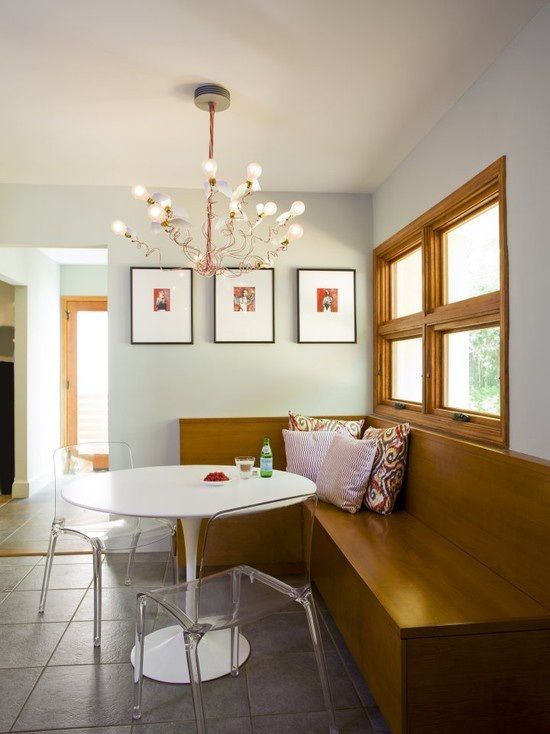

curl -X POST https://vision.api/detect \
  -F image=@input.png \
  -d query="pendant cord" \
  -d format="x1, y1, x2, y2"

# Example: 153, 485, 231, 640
205, 101, 216, 267
208, 101, 215, 158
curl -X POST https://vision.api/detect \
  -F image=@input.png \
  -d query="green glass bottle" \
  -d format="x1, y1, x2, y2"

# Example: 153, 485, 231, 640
260, 438, 273, 478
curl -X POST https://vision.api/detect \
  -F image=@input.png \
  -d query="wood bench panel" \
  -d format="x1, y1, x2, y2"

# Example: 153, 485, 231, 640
405, 629, 550, 734
315, 503, 549, 637
366, 416, 550, 610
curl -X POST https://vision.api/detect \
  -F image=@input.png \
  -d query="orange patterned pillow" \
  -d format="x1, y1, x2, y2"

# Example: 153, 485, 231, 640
288, 411, 364, 440
363, 423, 410, 515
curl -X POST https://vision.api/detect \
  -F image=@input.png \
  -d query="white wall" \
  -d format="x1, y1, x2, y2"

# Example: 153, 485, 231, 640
372, 3, 550, 459
0, 185, 371, 467
0, 249, 60, 495
60, 264, 108, 296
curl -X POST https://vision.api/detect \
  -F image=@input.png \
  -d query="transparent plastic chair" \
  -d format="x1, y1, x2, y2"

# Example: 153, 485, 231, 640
133, 493, 337, 734
38, 442, 178, 646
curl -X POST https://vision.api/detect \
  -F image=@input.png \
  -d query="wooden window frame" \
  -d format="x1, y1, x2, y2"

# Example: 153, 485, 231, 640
373, 157, 508, 447
60, 296, 108, 447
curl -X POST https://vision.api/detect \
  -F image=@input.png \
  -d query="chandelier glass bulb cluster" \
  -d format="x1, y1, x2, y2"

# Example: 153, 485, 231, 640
111, 84, 305, 277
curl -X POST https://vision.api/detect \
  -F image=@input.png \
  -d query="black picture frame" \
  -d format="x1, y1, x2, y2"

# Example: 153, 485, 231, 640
214, 268, 275, 343
130, 267, 194, 345
297, 268, 357, 344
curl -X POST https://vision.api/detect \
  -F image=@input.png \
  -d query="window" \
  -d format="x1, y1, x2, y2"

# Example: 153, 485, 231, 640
374, 158, 508, 446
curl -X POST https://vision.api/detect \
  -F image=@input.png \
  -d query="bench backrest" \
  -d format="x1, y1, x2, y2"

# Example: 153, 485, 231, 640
180, 415, 550, 609
367, 415, 550, 609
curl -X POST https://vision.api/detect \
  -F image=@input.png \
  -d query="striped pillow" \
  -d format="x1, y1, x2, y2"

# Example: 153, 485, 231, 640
316, 435, 377, 514
283, 429, 339, 482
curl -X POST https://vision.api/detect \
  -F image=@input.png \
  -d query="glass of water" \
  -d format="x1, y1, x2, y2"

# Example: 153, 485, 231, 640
235, 456, 255, 479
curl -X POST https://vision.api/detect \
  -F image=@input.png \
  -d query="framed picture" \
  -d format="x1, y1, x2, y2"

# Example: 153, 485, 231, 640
214, 268, 275, 343
130, 267, 193, 344
297, 268, 357, 343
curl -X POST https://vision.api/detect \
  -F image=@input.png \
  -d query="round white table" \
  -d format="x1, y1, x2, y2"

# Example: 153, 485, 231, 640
62, 464, 315, 684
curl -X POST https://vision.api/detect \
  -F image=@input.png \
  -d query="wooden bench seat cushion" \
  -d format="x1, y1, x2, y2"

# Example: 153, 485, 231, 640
314, 501, 550, 638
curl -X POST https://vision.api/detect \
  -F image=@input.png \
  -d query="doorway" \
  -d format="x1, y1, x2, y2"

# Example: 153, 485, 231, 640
0, 279, 15, 494
61, 296, 108, 458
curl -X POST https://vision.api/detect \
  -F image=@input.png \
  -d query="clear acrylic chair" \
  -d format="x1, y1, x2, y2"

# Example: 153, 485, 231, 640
132, 493, 337, 734
38, 442, 178, 646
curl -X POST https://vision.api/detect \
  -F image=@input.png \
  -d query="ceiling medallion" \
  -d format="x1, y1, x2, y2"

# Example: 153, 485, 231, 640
111, 84, 305, 276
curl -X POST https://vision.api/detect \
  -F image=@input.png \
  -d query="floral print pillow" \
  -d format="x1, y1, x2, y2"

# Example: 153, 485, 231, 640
288, 411, 364, 440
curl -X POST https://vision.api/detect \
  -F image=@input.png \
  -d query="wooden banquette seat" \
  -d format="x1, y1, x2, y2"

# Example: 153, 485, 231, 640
179, 416, 550, 734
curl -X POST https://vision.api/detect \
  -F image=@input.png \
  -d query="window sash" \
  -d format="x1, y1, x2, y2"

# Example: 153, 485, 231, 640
373, 158, 508, 447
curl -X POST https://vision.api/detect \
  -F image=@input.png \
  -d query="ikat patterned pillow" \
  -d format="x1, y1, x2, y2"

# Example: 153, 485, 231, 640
288, 411, 365, 440
316, 434, 377, 514
362, 423, 411, 515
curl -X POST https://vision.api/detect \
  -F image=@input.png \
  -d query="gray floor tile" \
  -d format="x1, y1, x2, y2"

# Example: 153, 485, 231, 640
252, 707, 374, 733
0, 588, 86, 624
366, 707, 391, 733
243, 611, 333, 658
50, 620, 135, 665
246, 650, 360, 716
17, 564, 94, 590
0, 623, 67, 668
134, 718, 252, 733
0, 566, 33, 591
13, 663, 135, 730
74, 587, 141, 621
101, 561, 168, 589
138, 667, 249, 723
38, 553, 93, 564
0, 667, 43, 733
14, 729, 130, 734
0, 555, 41, 566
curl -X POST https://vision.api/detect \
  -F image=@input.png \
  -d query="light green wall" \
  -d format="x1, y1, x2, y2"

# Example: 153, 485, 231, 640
60, 264, 108, 296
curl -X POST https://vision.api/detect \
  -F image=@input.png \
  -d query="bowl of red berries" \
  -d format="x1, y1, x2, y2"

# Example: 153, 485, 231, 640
202, 471, 232, 486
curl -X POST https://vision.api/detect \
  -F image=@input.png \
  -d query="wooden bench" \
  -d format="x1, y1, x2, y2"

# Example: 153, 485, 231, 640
179, 416, 550, 733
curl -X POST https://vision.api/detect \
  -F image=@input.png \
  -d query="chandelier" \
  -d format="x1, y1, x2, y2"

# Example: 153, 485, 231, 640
111, 84, 305, 277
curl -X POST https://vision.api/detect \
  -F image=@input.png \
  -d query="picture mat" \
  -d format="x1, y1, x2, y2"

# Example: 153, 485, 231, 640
215, 269, 274, 342
131, 268, 192, 343
298, 269, 356, 342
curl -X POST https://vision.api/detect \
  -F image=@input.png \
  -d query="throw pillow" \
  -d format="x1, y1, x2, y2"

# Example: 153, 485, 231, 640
316, 434, 377, 514
288, 410, 364, 439
363, 423, 411, 515
283, 429, 339, 482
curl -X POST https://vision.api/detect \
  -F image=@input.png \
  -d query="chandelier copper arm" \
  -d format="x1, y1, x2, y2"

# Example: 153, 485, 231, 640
111, 84, 305, 277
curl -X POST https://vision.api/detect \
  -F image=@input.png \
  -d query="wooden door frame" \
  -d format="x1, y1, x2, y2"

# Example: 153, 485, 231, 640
60, 296, 108, 446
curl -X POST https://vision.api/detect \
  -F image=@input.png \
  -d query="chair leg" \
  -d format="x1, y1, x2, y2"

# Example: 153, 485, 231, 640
230, 569, 241, 676
300, 590, 338, 734
171, 531, 179, 585
92, 543, 103, 647
125, 531, 141, 586
184, 632, 206, 734
38, 526, 59, 614
133, 594, 147, 720
230, 626, 240, 678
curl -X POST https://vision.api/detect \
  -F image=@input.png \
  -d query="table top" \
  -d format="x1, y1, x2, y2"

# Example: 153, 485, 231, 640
61, 465, 315, 519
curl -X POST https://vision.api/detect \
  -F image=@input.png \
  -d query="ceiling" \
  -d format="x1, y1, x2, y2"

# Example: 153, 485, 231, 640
39, 248, 108, 264
0, 0, 544, 193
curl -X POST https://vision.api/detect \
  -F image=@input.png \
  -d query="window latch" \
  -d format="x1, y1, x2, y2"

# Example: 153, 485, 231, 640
394, 402, 406, 410
453, 412, 471, 422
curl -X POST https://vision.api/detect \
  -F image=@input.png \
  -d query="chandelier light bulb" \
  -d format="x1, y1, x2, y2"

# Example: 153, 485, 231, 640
150, 192, 172, 208
132, 184, 149, 201
287, 223, 304, 242
290, 200, 305, 217
246, 162, 262, 182
202, 158, 218, 179
256, 203, 265, 216
264, 201, 277, 216
111, 220, 127, 236
147, 203, 166, 223
229, 201, 240, 214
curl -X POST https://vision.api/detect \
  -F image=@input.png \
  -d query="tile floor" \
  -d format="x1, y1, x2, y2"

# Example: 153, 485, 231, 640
0, 497, 390, 733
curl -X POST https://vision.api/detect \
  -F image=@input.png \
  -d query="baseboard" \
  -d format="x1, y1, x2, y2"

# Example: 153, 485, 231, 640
12, 471, 53, 498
